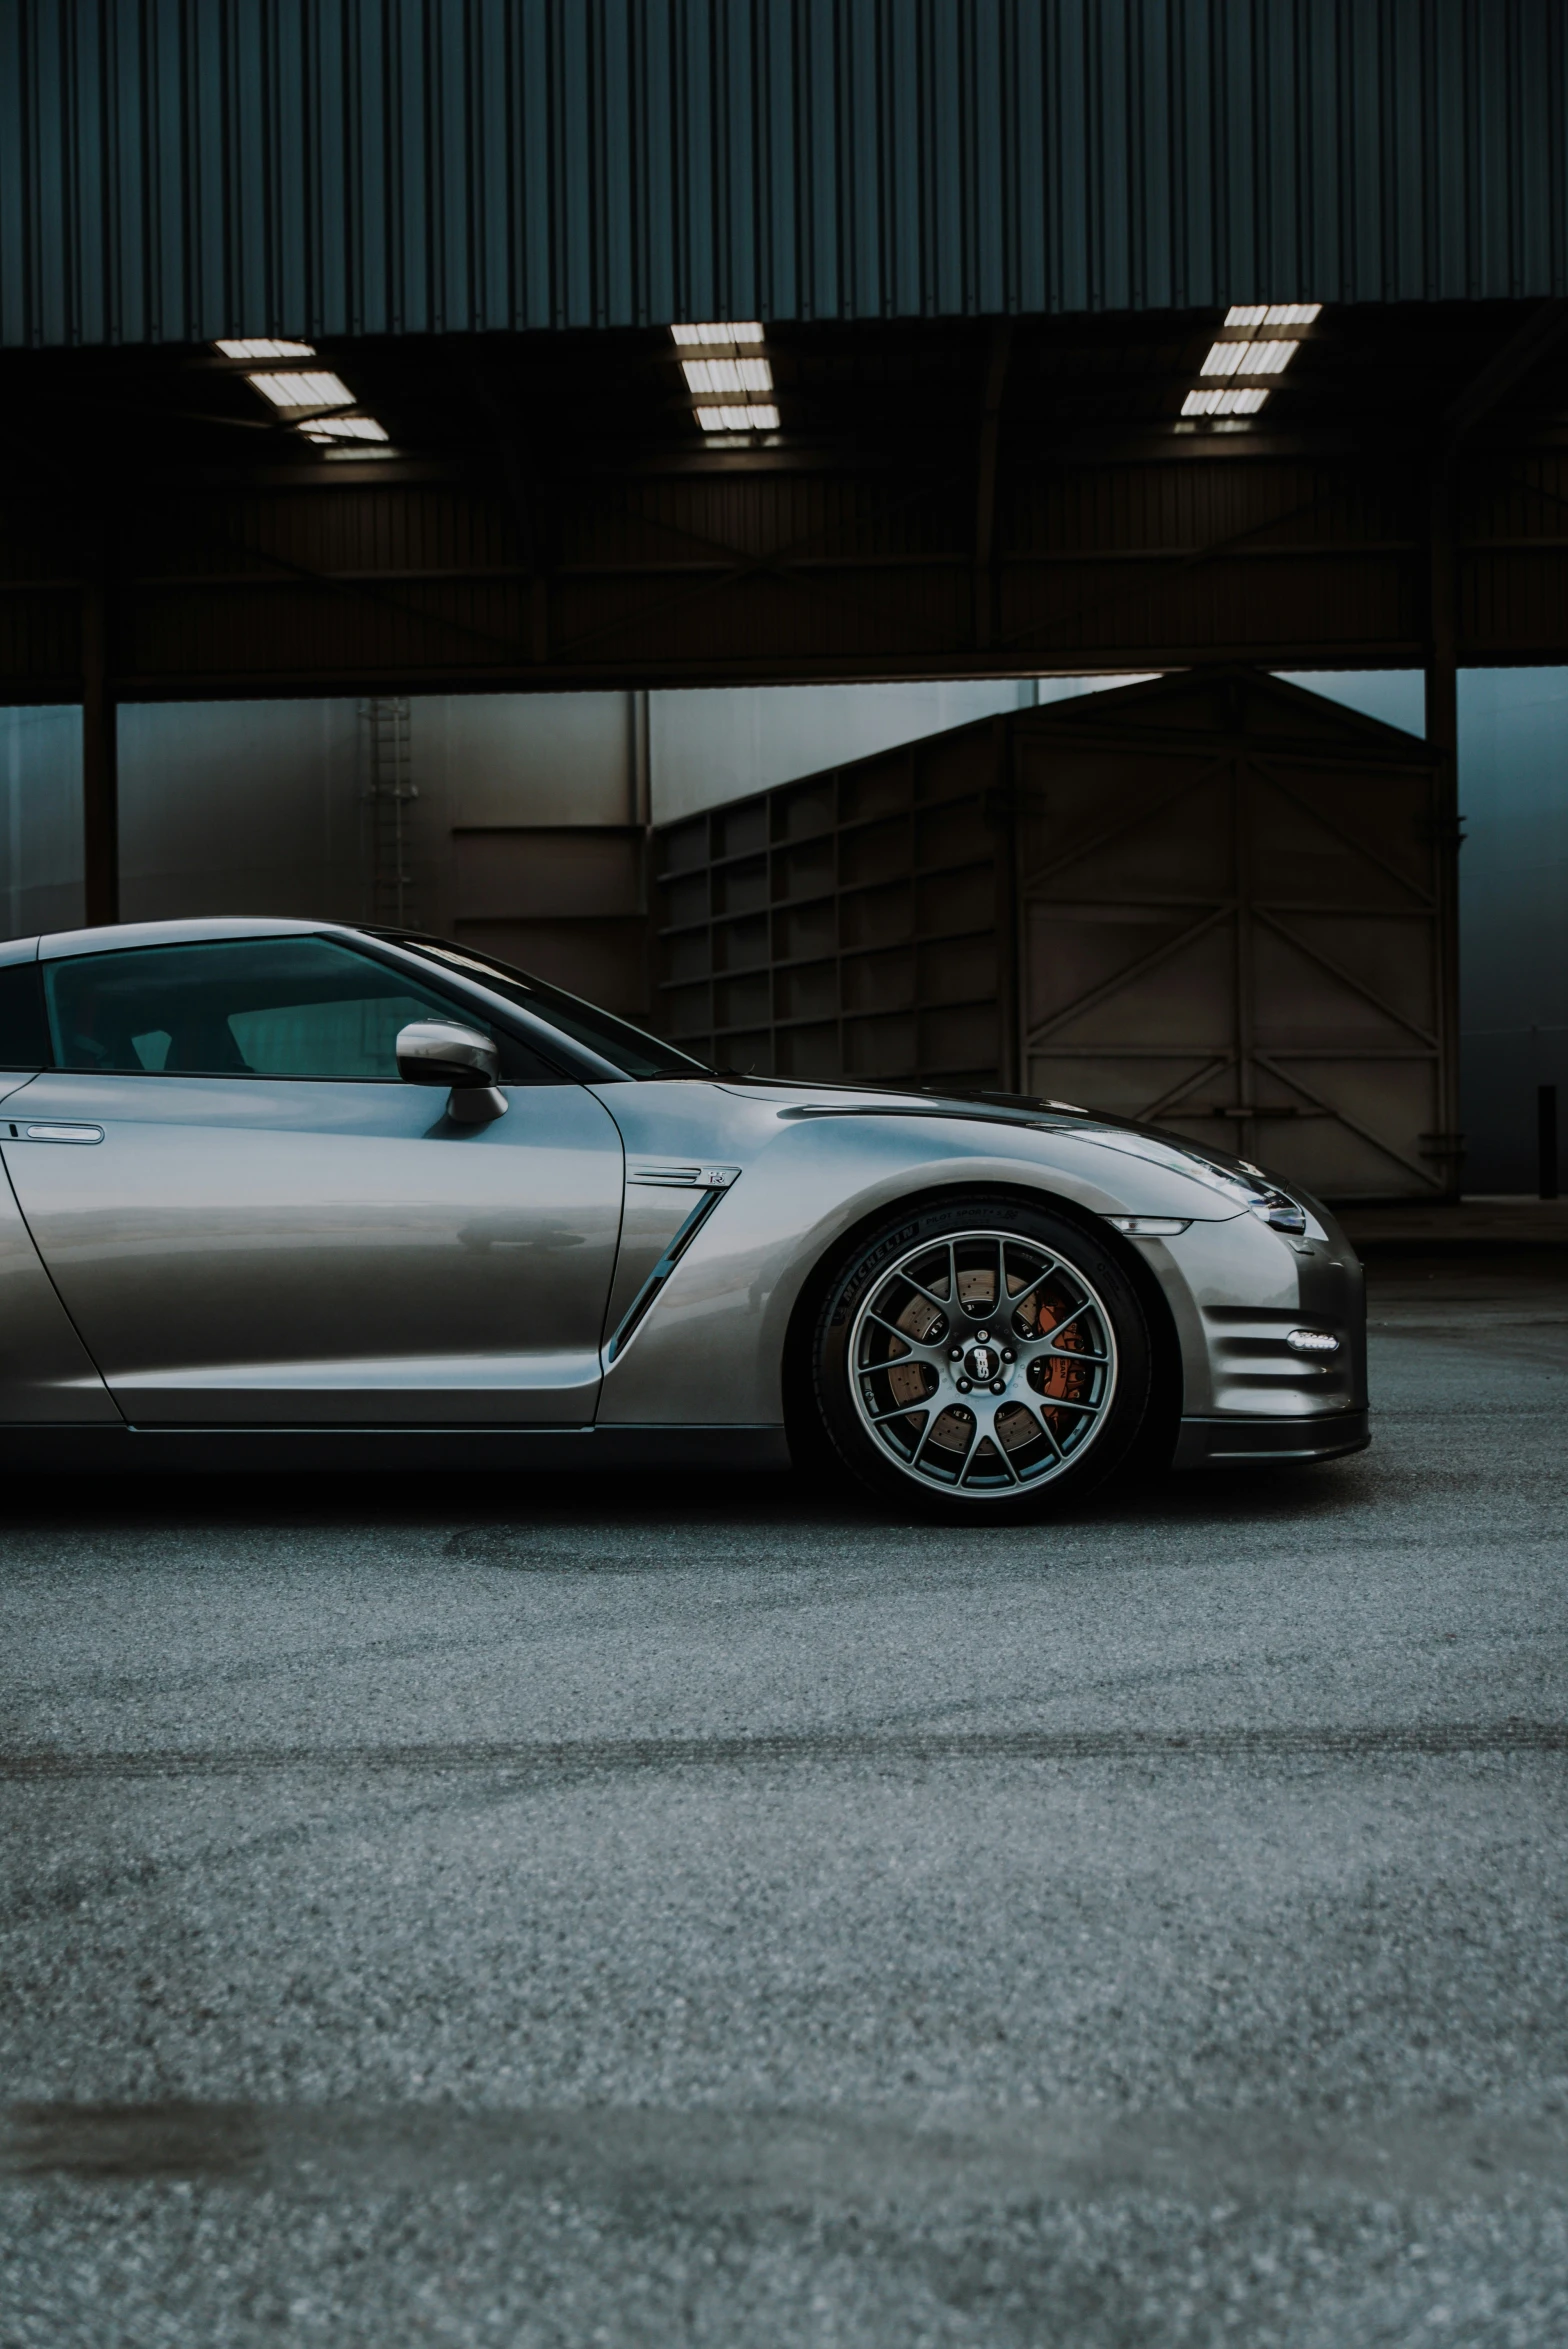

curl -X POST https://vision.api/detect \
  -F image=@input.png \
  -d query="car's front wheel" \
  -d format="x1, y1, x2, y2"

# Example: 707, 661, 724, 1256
812, 1195, 1152, 1519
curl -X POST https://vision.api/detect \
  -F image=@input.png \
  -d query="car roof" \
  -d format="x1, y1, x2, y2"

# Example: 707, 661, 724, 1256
16, 917, 333, 963
3, 916, 641, 1084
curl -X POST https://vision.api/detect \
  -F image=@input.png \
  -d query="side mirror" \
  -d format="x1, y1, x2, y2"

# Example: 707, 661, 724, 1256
395, 1021, 508, 1125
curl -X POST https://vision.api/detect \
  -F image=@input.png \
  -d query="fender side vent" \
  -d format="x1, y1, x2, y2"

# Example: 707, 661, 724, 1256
605, 1186, 727, 1363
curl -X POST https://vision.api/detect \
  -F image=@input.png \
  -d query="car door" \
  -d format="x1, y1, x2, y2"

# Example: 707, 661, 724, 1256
0, 932, 625, 1424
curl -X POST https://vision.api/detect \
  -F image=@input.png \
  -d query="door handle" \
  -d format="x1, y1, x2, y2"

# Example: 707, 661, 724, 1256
7, 1121, 105, 1144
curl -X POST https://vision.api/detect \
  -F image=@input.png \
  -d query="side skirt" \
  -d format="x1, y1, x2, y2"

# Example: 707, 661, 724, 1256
0, 1424, 793, 1476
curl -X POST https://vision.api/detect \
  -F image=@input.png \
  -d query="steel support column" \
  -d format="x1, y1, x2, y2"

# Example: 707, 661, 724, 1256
1424, 469, 1463, 1201
80, 551, 117, 927
973, 325, 1012, 651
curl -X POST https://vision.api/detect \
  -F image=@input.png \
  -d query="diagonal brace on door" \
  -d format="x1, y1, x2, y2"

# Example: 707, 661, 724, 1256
1024, 903, 1236, 1049
1252, 1053, 1444, 1191
1017, 756, 1231, 896
1248, 758, 1439, 908
1251, 906, 1438, 1047
1134, 1053, 1238, 1122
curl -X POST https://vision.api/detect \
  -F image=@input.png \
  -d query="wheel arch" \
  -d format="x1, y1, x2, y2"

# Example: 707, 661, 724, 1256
780, 1177, 1184, 1479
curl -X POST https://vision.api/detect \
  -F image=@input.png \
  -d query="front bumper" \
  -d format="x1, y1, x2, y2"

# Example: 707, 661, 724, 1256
1135, 1198, 1369, 1451
1171, 1409, 1370, 1469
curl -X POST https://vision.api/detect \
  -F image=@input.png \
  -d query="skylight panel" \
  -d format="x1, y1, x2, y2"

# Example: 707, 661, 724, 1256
229, 355, 392, 452
1181, 301, 1318, 432
297, 414, 390, 442
1199, 338, 1300, 378
1223, 303, 1320, 329
246, 369, 355, 411
1182, 386, 1270, 416
680, 356, 773, 394
670, 322, 765, 347
698, 404, 780, 434
673, 323, 781, 441
214, 338, 316, 359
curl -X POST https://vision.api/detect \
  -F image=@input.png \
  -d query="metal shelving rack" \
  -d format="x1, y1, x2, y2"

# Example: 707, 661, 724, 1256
652, 722, 1011, 1091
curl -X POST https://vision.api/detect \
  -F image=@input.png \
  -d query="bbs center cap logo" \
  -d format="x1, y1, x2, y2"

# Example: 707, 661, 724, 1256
964, 1344, 1000, 1382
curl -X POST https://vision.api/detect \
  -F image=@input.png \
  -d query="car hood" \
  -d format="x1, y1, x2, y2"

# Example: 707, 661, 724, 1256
712, 1073, 1306, 1208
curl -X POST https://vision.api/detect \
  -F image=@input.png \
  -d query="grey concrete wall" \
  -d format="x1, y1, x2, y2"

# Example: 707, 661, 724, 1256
1452, 671, 1568, 1194
413, 694, 646, 1009
652, 681, 1030, 822
1, 695, 638, 950
0, 706, 83, 939
419, 695, 639, 834
1283, 669, 1567, 1194
0, 680, 1142, 946
1278, 671, 1424, 734
649, 676, 1160, 821
119, 700, 369, 928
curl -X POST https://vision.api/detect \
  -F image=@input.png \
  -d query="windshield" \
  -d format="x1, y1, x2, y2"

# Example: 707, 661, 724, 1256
375, 934, 712, 1081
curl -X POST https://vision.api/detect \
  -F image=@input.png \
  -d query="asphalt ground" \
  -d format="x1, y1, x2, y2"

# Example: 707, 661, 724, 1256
2, 1252, 1566, 2347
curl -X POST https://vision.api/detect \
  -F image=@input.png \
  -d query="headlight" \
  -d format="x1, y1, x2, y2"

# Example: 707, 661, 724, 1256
1086, 1133, 1320, 1237
1249, 1189, 1307, 1236
1155, 1155, 1309, 1234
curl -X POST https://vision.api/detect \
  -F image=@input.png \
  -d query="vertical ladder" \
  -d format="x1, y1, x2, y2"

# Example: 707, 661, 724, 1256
360, 696, 417, 927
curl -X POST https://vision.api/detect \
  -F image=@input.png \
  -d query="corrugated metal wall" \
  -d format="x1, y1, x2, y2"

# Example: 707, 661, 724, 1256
2, 0, 1564, 349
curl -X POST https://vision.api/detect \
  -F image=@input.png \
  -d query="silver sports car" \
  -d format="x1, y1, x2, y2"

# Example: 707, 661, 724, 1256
0, 917, 1367, 1514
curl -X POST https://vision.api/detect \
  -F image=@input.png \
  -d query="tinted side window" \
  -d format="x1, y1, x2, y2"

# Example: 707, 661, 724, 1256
0, 962, 48, 1069
43, 937, 559, 1082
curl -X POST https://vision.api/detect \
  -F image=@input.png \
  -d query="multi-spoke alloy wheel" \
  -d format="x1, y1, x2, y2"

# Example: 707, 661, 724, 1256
813, 1197, 1151, 1518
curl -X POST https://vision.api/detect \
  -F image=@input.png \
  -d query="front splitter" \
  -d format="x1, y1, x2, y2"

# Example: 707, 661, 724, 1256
1171, 1411, 1370, 1469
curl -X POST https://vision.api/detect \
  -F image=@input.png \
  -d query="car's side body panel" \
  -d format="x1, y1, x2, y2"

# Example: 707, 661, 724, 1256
0, 1109, 121, 1423
591, 1081, 1366, 1444
1, 1070, 624, 1423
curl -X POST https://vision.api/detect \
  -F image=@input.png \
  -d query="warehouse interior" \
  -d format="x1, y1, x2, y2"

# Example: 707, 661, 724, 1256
1, 659, 1562, 1195
3, 1, 1566, 1199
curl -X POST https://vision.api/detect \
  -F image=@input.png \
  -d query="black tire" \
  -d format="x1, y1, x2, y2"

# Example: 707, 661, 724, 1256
812, 1193, 1152, 1521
